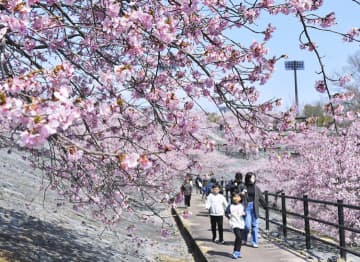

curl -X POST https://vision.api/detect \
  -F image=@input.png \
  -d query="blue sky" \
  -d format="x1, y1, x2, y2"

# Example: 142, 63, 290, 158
249, 1, 360, 111
199, 1, 360, 113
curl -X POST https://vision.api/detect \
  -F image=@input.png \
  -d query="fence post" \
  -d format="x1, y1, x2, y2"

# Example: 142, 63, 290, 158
264, 191, 269, 231
303, 195, 311, 249
337, 199, 346, 260
281, 192, 287, 239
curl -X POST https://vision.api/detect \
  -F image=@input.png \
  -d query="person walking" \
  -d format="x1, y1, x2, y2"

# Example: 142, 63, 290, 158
225, 172, 246, 202
181, 176, 192, 208
201, 174, 209, 199
243, 172, 266, 248
205, 183, 228, 244
225, 191, 246, 259
203, 177, 216, 199
195, 174, 203, 194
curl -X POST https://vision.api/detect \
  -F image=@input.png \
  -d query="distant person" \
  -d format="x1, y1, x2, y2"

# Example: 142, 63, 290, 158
225, 191, 246, 259
201, 174, 209, 199
205, 183, 228, 244
218, 176, 225, 195
220, 176, 225, 188
203, 177, 216, 198
195, 174, 203, 194
225, 172, 246, 202
181, 176, 192, 208
187, 173, 193, 187
243, 172, 266, 248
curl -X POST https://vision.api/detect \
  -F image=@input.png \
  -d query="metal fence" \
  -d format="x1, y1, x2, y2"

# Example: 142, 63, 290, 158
260, 191, 360, 261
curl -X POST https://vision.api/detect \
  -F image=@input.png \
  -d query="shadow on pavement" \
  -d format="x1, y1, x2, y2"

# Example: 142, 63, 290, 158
207, 250, 233, 258
194, 237, 234, 247
0, 207, 120, 262
194, 237, 212, 242
196, 213, 209, 217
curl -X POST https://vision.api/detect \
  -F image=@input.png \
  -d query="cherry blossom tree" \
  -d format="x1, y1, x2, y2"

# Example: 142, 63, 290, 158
269, 120, 360, 242
0, 0, 359, 227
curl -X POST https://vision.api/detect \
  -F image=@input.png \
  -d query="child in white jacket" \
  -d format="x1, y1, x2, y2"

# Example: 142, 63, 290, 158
205, 183, 228, 244
225, 191, 246, 259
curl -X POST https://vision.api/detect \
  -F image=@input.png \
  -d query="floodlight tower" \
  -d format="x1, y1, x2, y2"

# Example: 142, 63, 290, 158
285, 60, 304, 115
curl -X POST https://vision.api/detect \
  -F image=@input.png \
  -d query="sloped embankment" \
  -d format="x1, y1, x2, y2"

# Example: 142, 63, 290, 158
0, 149, 193, 262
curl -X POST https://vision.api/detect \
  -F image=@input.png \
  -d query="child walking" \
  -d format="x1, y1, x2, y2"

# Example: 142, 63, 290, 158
205, 183, 228, 244
226, 192, 246, 259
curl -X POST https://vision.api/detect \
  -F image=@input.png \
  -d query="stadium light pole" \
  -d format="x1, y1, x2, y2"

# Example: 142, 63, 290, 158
285, 60, 304, 115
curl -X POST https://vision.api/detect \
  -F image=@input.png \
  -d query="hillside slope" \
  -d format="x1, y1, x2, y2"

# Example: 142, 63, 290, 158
0, 149, 193, 262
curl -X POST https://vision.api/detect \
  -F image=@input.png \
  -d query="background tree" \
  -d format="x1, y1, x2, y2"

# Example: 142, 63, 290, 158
268, 122, 360, 242
302, 102, 332, 126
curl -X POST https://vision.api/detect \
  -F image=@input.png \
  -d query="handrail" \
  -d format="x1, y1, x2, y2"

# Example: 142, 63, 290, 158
261, 191, 360, 261
221, 181, 360, 261
266, 193, 360, 210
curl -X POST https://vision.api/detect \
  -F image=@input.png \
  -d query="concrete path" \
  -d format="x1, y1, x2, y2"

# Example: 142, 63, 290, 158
176, 193, 312, 262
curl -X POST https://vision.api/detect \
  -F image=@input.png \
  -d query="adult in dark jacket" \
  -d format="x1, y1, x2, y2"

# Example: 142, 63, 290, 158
225, 172, 246, 202
243, 172, 266, 248
181, 176, 193, 207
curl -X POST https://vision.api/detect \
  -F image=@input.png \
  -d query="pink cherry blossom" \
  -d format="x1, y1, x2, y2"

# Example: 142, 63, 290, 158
120, 153, 140, 170
315, 80, 327, 93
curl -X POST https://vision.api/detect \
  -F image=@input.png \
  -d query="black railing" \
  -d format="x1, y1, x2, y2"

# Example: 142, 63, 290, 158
260, 191, 360, 261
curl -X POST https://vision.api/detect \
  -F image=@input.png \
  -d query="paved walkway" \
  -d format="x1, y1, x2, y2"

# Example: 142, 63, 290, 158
176, 193, 312, 262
